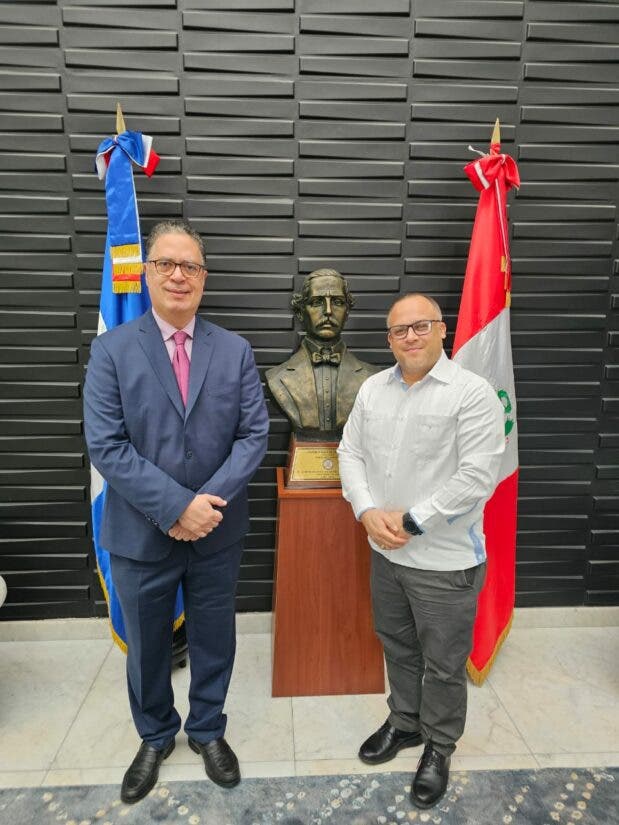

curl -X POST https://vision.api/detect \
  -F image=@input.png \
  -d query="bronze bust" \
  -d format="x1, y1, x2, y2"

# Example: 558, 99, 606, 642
266, 269, 378, 439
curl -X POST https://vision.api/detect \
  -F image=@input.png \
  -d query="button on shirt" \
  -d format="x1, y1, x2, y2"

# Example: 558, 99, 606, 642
337, 351, 506, 571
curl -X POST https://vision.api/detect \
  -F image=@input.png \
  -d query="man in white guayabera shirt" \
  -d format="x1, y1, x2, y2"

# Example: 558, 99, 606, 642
337, 293, 505, 810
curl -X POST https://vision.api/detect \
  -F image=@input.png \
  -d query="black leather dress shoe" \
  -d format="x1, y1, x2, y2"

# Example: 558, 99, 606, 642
358, 720, 423, 765
121, 739, 175, 804
411, 743, 451, 809
189, 737, 240, 788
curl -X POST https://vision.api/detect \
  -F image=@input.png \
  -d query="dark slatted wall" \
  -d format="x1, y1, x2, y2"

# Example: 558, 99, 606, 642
0, 0, 617, 619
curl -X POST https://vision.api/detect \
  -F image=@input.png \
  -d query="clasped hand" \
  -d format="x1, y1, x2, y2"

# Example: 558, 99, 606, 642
168, 493, 227, 541
360, 508, 409, 550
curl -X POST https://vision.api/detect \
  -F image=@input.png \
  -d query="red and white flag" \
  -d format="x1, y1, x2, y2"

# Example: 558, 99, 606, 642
452, 125, 520, 684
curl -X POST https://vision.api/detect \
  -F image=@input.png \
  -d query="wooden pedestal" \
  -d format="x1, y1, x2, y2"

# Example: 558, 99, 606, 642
272, 467, 385, 697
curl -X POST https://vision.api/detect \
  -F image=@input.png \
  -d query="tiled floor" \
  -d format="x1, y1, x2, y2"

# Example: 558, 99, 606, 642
0, 608, 617, 789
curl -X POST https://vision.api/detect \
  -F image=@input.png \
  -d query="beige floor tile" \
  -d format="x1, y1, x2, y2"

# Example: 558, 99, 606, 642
52, 632, 294, 770
295, 758, 399, 777
50, 644, 141, 770
240, 761, 296, 779
291, 678, 530, 762
223, 634, 294, 762
0, 640, 111, 771
451, 754, 539, 771
43, 759, 296, 789
295, 751, 540, 777
159, 763, 209, 783
488, 627, 619, 754
169, 634, 295, 762
292, 693, 389, 760
0, 771, 46, 788
160, 761, 296, 782
534, 752, 619, 769
512, 606, 619, 629
457, 681, 532, 755
0, 618, 113, 643
42, 767, 123, 787
3, 619, 617, 785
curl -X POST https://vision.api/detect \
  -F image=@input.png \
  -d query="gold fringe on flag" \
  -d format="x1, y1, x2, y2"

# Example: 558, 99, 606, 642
96, 566, 185, 654
111, 242, 143, 292
112, 280, 142, 294
111, 242, 140, 258
466, 611, 513, 685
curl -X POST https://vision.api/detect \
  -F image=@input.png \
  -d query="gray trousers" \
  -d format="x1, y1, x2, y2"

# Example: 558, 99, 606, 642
371, 550, 486, 757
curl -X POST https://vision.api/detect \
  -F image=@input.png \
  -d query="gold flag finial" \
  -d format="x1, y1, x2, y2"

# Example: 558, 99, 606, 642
491, 117, 500, 146
115, 102, 126, 137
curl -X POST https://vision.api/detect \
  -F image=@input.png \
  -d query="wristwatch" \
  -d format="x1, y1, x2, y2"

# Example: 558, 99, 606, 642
402, 512, 423, 536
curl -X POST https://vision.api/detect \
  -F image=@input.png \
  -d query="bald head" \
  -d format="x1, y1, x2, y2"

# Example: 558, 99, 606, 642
387, 293, 442, 328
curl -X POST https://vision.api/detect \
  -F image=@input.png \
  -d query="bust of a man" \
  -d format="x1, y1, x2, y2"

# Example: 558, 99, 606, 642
266, 268, 378, 439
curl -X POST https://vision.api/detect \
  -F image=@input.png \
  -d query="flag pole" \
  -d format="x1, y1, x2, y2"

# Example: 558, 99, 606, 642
491, 117, 500, 147
115, 102, 126, 137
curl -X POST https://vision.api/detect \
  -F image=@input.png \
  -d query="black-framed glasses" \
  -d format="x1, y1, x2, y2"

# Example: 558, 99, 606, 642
147, 259, 206, 279
387, 319, 443, 339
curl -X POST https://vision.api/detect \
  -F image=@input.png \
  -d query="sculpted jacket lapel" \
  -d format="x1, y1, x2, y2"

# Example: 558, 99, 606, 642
185, 315, 214, 418
138, 310, 185, 420
280, 347, 320, 429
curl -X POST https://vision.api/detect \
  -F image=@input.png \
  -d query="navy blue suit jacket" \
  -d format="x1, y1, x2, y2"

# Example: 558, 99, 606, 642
84, 310, 269, 562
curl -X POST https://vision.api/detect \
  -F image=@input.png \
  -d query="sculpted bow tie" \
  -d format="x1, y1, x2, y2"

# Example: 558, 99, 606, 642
311, 350, 341, 366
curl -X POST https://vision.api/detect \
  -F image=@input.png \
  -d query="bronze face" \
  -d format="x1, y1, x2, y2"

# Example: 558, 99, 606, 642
301, 275, 349, 345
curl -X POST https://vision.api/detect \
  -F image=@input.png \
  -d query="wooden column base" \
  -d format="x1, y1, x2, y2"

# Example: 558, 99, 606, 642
272, 467, 385, 697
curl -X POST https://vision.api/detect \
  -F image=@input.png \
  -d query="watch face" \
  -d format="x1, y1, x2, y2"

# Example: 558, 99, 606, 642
403, 514, 421, 535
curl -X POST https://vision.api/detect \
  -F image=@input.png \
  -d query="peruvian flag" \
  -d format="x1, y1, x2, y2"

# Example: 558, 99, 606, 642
452, 123, 520, 685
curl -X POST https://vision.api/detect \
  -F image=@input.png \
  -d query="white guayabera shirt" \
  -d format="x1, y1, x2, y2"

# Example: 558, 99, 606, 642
337, 351, 506, 571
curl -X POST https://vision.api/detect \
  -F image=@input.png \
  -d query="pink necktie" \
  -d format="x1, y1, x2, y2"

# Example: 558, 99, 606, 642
172, 330, 190, 406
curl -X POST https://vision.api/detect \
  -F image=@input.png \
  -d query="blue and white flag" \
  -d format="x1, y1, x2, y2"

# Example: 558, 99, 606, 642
91, 130, 184, 650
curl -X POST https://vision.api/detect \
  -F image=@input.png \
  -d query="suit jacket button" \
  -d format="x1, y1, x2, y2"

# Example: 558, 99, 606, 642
186, 450, 193, 458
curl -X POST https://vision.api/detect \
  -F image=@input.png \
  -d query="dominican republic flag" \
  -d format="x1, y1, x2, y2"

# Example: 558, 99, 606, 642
95, 131, 159, 294
91, 129, 184, 651
452, 130, 520, 685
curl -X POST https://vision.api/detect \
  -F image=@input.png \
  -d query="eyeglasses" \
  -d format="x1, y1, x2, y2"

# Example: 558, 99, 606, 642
147, 259, 206, 279
387, 320, 443, 339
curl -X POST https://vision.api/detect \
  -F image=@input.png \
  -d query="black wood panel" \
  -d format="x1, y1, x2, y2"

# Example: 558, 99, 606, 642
0, 0, 617, 620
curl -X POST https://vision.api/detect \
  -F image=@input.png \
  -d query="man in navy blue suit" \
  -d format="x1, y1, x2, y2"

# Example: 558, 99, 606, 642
84, 220, 269, 803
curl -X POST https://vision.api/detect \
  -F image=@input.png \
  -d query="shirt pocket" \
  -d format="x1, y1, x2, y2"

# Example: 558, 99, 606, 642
404, 414, 457, 460
362, 410, 397, 457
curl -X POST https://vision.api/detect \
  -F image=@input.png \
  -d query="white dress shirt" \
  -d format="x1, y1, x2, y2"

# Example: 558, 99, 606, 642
337, 351, 506, 571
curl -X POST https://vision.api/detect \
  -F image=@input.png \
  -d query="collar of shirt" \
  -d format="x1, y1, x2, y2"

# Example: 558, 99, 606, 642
302, 337, 345, 362
387, 350, 457, 388
151, 308, 195, 361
